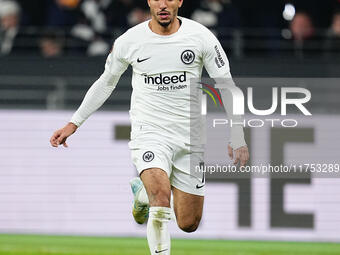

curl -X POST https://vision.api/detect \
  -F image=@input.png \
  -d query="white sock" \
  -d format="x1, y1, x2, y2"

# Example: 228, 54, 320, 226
147, 206, 171, 255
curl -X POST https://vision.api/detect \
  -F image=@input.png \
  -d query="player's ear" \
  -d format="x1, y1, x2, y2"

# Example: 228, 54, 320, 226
147, 0, 151, 8
178, 0, 183, 8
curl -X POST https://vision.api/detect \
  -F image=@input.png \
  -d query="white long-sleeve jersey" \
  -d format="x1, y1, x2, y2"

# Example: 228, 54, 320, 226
70, 17, 246, 149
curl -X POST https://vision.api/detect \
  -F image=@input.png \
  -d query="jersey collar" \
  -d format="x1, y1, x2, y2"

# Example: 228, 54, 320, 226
146, 16, 184, 39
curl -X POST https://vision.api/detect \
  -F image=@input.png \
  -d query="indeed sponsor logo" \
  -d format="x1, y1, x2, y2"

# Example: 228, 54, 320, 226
144, 72, 187, 85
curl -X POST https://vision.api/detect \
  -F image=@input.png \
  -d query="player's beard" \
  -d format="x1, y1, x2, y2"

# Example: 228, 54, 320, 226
158, 20, 171, 27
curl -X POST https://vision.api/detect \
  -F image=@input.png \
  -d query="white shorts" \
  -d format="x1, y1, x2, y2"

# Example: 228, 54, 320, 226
128, 123, 205, 196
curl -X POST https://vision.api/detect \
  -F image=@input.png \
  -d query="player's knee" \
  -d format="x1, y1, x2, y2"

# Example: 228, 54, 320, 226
148, 188, 170, 207
178, 216, 201, 233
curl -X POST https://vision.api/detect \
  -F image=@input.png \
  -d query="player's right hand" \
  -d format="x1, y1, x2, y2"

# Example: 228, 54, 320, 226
50, 122, 78, 148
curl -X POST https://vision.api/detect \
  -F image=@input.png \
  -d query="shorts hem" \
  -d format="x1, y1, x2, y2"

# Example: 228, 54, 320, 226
136, 164, 171, 177
171, 182, 205, 197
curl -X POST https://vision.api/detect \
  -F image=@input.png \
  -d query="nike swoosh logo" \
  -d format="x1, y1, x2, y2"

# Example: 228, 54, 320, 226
196, 170, 205, 189
155, 248, 168, 253
196, 184, 205, 189
137, 57, 150, 63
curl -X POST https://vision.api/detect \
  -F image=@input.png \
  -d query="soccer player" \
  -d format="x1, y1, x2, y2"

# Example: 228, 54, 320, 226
50, 0, 249, 254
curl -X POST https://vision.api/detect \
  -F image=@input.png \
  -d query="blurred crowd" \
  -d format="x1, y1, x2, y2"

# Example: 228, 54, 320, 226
0, 0, 340, 57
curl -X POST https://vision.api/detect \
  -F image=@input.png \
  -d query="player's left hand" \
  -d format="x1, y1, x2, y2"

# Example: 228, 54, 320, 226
228, 144, 249, 167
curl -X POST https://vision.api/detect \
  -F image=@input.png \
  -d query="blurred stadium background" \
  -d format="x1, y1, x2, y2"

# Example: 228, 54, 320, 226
1, 0, 340, 254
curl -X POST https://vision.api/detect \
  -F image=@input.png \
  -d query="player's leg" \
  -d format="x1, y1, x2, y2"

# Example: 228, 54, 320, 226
172, 186, 204, 232
141, 168, 172, 255
170, 150, 205, 233
128, 130, 175, 254
129, 136, 173, 225
140, 168, 171, 207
